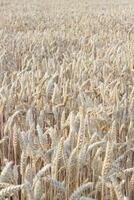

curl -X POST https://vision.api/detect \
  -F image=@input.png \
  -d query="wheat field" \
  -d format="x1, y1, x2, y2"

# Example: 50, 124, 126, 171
0, 0, 134, 199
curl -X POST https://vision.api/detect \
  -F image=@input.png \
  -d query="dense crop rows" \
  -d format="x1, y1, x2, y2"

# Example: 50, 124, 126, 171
0, 0, 134, 199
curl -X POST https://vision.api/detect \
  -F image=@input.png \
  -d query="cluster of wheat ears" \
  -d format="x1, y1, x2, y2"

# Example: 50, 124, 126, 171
0, 0, 134, 199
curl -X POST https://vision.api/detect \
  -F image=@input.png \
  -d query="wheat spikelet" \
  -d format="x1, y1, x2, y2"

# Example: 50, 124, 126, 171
48, 127, 58, 148
52, 137, 64, 178
102, 141, 113, 178
17, 131, 27, 150
70, 182, 94, 200
101, 141, 113, 199
110, 120, 118, 142
87, 141, 106, 153
78, 144, 88, 168
25, 164, 33, 184
67, 146, 79, 198
77, 108, 85, 148
51, 83, 60, 105
111, 176, 124, 200
6, 110, 22, 133
36, 124, 47, 149
12, 123, 18, 164
24, 179, 33, 200
69, 111, 76, 134
20, 151, 27, 177
45, 176, 65, 192
33, 163, 51, 184
26, 108, 34, 127
13, 164, 19, 184
0, 184, 24, 198
0, 161, 13, 183
61, 109, 66, 130
34, 179, 43, 200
